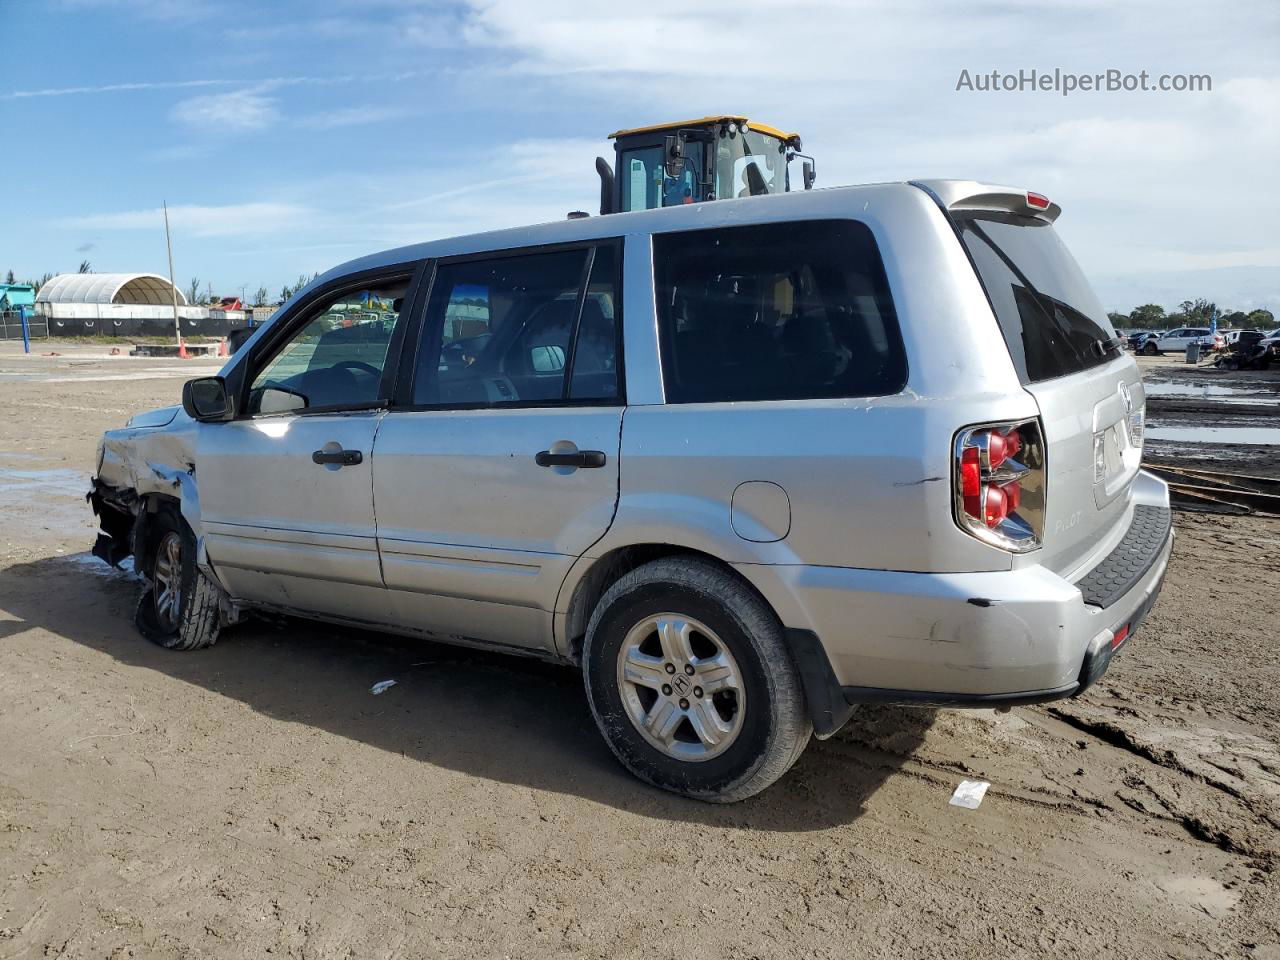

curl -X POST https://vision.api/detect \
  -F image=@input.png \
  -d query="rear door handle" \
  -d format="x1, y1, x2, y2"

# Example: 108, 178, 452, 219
312, 449, 363, 466
535, 450, 607, 469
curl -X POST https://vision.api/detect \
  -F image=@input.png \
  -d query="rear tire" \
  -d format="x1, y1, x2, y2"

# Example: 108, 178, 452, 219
134, 510, 221, 651
1143, 342, 1159, 355
582, 557, 811, 803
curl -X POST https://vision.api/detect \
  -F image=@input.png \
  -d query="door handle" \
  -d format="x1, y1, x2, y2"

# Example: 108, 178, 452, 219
535, 450, 607, 469
312, 448, 363, 466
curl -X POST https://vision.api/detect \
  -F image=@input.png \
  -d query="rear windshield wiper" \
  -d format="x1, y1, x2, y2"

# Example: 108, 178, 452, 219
1090, 336, 1124, 358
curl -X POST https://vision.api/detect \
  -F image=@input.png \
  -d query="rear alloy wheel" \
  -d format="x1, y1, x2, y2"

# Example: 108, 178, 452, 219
583, 557, 811, 802
616, 614, 746, 762
134, 509, 222, 651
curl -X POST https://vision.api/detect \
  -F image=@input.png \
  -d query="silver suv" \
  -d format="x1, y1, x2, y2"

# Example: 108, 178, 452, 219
90, 180, 1172, 802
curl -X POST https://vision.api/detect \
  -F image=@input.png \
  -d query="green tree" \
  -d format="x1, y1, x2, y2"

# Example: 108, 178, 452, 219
1175, 298, 1215, 325
253, 285, 268, 306
186, 277, 201, 304
1128, 304, 1166, 329
1107, 311, 1129, 328
78, 260, 92, 274
279, 285, 291, 303
1246, 309, 1275, 328
4, 269, 14, 285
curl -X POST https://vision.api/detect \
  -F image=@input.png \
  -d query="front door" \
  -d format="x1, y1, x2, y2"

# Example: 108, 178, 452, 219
372, 242, 624, 652
199, 270, 418, 623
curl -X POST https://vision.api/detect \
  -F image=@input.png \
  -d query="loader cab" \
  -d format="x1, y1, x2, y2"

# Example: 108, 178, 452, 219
602, 116, 813, 214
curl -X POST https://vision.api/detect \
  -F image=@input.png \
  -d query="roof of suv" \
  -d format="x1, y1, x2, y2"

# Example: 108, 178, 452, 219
310, 178, 1048, 300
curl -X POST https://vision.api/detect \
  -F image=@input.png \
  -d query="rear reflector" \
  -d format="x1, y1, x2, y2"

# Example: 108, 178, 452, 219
1027, 192, 1050, 210
1111, 624, 1130, 649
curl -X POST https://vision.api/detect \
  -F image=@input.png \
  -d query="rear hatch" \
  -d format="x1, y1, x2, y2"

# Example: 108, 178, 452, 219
924, 183, 1144, 576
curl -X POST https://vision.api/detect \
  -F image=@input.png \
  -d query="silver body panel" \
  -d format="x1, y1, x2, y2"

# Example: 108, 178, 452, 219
93, 179, 1170, 700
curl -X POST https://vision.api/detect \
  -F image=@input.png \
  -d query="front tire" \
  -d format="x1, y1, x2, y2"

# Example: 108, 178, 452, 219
134, 510, 221, 651
583, 557, 811, 803
1143, 341, 1159, 355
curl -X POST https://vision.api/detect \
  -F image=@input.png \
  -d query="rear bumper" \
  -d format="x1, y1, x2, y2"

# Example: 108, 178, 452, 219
742, 472, 1173, 730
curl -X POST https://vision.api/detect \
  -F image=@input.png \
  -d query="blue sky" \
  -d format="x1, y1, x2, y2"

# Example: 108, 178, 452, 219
2, 0, 1277, 312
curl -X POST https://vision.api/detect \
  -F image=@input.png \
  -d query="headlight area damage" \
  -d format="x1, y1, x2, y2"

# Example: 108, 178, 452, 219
88, 412, 241, 646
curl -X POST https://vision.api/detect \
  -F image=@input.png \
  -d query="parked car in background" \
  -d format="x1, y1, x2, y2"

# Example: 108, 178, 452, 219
1143, 327, 1220, 355
1129, 330, 1162, 351
88, 179, 1173, 802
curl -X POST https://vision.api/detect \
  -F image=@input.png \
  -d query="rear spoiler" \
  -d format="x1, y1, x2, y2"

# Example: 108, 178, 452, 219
910, 179, 1063, 223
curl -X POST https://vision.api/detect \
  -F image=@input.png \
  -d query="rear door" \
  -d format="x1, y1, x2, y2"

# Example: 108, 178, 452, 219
198, 267, 420, 622
956, 212, 1144, 576
371, 241, 624, 652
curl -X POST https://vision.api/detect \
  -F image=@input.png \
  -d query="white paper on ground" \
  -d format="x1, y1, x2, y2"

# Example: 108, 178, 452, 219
370, 680, 398, 695
949, 779, 991, 809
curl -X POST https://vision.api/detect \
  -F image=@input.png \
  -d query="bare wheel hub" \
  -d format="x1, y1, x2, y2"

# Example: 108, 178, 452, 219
616, 614, 745, 762
152, 531, 183, 632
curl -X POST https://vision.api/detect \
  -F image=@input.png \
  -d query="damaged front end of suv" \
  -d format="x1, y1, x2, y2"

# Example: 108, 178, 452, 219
89, 403, 235, 649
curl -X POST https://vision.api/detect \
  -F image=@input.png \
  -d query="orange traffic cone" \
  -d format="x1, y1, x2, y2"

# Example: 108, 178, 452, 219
178, 339, 190, 359
217, 338, 229, 358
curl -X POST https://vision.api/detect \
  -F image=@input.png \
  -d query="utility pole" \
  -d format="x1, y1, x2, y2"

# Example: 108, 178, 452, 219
163, 201, 182, 348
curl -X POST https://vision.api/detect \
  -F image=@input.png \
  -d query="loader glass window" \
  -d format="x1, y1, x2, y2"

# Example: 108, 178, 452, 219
247, 279, 408, 414
653, 220, 906, 403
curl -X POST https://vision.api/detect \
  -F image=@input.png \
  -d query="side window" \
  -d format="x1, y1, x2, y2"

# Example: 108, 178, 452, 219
413, 245, 621, 406
569, 245, 620, 401
653, 220, 906, 403
248, 278, 409, 415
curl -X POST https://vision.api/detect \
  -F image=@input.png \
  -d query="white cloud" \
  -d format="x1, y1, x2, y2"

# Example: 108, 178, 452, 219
295, 105, 411, 130
59, 203, 311, 238
433, 0, 1280, 310
171, 89, 278, 131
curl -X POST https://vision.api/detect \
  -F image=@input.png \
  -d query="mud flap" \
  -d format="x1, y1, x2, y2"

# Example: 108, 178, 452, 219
784, 628, 857, 740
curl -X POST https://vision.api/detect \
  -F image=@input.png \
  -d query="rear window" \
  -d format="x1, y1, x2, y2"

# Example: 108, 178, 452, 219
958, 213, 1117, 384
653, 220, 907, 403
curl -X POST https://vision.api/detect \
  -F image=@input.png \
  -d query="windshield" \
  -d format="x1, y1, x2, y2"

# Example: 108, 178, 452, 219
958, 213, 1118, 384
713, 129, 788, 199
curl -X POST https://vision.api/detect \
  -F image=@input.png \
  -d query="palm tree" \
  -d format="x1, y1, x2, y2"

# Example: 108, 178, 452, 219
187, 277, 200, 305
78, 260, 92, 273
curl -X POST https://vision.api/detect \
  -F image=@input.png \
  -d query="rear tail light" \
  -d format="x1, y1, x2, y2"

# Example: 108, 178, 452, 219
953, 419, 1046, 552
1026, 191, 1051, 210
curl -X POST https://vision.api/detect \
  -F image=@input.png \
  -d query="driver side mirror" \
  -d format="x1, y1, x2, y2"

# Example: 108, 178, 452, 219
182, 376, 233, 422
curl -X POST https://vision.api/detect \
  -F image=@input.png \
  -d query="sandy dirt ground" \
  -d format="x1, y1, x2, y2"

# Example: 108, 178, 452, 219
1, 344, 1278, 959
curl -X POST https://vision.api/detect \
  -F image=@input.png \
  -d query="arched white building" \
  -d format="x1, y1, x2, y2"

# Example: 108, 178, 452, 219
33, 272, 245, 336
36, 273, 188, 306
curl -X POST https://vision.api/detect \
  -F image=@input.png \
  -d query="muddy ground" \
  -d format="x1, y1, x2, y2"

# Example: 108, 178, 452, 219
1, 344, 1277, 959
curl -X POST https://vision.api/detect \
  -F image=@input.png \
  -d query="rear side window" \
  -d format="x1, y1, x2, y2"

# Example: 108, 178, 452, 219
412, 243, 622, 407
958, 213, 1117, 384
653, 220, 906, 403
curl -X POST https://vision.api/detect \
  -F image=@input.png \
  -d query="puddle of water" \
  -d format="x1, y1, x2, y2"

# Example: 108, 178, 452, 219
1146, 426, 1280, 445
66, 552, 137, 578
1144, 381, 1280, 404
0, 467, 88, 497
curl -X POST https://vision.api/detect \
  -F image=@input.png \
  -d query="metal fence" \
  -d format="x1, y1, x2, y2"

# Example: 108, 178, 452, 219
0, 310, 47, 340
